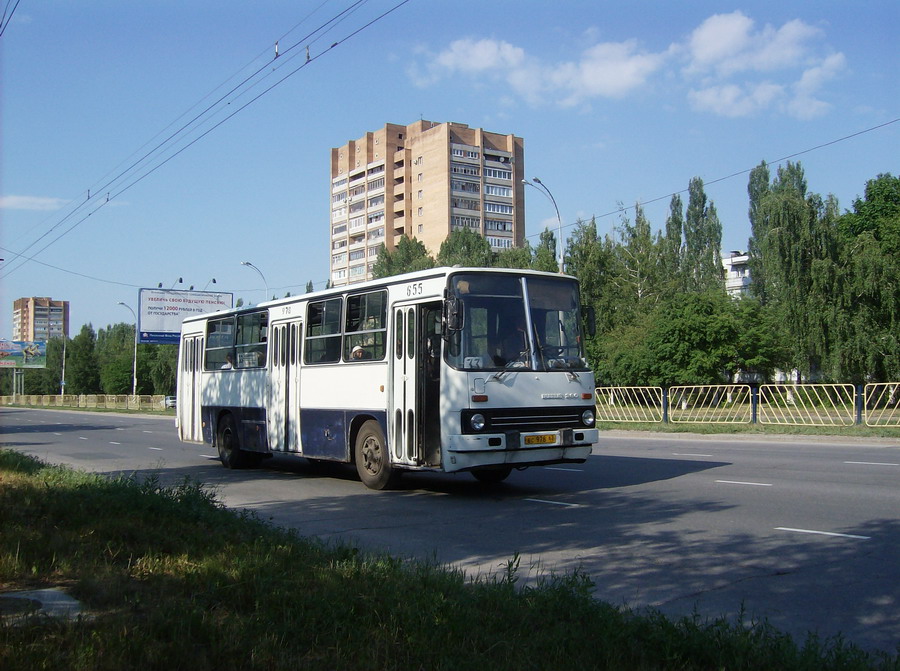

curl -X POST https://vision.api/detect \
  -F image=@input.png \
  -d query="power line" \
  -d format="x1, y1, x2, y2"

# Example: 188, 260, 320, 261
0, 0, 21, 38
1, 0, 399, 279
524, 117, 900, 243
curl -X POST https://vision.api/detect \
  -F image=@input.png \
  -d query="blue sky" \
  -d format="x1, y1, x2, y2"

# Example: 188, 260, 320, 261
1, 0, 897, 338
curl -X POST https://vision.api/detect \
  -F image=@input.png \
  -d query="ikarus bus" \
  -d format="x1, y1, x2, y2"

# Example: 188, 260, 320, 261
176, 267, 599, 489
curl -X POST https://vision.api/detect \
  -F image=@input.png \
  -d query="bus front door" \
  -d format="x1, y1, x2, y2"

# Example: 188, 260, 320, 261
268, 320, 302, 452
391, 306, 419, 467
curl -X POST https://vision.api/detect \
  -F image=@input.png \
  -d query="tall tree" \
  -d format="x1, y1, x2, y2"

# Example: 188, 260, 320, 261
660, 193, 684, 296
683, 177, 723, 292
436, 229, 493, 267
373, 236, 435, 278
305, 280, 314, 293
66, 324, 100, 394
532, 228, 558, 272
495, 240, 533, 269
747, 161, 771, 302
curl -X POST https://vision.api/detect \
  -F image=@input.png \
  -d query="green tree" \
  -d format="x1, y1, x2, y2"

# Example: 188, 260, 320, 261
747, 161, 771, 302
683, 177, 723, 292
832, 174, 900, 381
660, 194, 684, 296
305, 280, 314, 293
496, 240, 533, 269
532, 228, 558, 272
373, 237, 435, 278
67, 324, 100, 394
150, 344, 178, 395
436, 228, 493, 267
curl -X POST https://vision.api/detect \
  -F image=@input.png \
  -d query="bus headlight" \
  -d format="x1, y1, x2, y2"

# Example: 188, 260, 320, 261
581, 409, 595, 427
470, 413, 486, 431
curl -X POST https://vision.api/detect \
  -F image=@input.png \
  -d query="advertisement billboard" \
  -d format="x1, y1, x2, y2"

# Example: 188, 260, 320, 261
0, 340, 47, 368
137, 289, 233, 344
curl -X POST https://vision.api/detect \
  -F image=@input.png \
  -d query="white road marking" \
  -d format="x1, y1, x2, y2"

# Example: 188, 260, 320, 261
546, 467, 582, 472
775, 527, 870, 540
674, 453, 713, 457
202, 455, 219, 460
524, 498, 580, 508
715, 480, 772, 487
148, 447, 163, 451
143, 431, 153, 434
78, 437, 87, 440
53, 432, 62, 436
844, 461, 899, 466
109, 442, 121, 445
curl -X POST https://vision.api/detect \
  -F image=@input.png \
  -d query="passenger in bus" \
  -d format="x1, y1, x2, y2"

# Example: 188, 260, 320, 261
221, 353, 234, 369
351, 345, 371, 360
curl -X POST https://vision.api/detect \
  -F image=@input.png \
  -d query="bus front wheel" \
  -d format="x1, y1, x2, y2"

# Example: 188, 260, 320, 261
355, 420, 398, 490
472, 466, 513, 484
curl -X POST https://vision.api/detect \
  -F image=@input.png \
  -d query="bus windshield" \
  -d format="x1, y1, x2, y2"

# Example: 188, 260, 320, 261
446, 273, 589, 372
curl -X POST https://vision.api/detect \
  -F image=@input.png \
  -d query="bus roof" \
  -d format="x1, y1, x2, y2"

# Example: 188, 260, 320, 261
181, 266, 578, 324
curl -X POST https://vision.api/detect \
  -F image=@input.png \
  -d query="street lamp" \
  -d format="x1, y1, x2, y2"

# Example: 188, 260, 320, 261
240, 261, 269, 301
523, 177, 564, 273
117, 302, 138, 397
203, 278, 217, 291
157, 278, 183, 289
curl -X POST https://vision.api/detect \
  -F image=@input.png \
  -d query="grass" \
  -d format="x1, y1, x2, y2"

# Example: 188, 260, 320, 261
1, 450, 897, 670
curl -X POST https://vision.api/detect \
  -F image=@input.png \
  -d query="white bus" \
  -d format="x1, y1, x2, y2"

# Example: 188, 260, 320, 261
176, 267, 598, 489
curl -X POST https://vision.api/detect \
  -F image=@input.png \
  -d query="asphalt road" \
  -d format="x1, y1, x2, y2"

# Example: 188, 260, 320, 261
1, 407, 898, 653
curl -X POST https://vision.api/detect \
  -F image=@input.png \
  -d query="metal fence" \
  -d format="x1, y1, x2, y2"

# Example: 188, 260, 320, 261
0, 394, 170, 411
595, 382, 900, 427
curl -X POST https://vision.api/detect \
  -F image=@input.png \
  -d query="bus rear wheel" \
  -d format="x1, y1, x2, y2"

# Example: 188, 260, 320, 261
355, 420, 398, 490
472, 466, 513, 484
217, 414, 258, 469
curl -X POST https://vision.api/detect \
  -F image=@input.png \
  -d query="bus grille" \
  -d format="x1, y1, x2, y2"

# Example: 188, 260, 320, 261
461, 406, 587, 434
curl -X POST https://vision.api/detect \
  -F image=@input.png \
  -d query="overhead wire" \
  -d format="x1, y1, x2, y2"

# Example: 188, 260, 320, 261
1, 0, 379, 279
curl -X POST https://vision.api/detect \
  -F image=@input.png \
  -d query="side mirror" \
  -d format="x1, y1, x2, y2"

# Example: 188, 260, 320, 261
445, 297, 463, 331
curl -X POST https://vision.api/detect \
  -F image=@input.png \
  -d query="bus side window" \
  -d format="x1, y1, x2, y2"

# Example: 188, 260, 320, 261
305, 298, 342, 364
344, 290, 387, 361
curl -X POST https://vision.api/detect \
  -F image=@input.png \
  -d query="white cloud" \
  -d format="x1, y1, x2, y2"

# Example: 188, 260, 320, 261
0, 195, 66, 211
417, 37, 668, 107
412, 11, 843, 119
686, 11, 821, 77
689, 82, 784, 117
435, 38, 525, 73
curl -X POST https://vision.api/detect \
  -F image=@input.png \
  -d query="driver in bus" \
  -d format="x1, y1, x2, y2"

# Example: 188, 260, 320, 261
492, 314, 528, 366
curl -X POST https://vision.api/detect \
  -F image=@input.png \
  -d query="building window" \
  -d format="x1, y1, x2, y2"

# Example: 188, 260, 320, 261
452, 215, 482, 230
417, 190, 423, 200
484, 167, 512, 180
418, 207, 423, 216
367, 195, 384, 208
486, 218, 512, 232
484, 202, 513, 214
368, 177, 385, 190
451, 179, 480, 194
451, 163, 480, 177
452, 197, 480, 211
484, 184, 512, 197
486, 236, 514, 249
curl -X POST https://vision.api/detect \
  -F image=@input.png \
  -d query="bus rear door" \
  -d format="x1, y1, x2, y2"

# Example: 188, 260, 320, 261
267, 319, 302, 452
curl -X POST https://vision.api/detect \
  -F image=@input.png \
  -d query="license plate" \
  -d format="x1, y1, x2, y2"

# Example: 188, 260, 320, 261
524, 434, 556, 445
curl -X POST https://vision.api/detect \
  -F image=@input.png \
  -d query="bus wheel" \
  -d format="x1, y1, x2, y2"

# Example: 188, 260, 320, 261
472, 466, 513, 484
355, 420, 397, 490
217, 414, 253, 469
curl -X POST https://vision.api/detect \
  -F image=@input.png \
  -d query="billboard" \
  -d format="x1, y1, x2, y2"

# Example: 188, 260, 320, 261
0, 340, 47, 368
137, 289, 233, 344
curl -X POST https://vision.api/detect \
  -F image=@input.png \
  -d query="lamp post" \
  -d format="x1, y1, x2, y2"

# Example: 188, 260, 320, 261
117, 302, 138, 397
523, 177, 564, 273
240, 261, 269, 302
203, 278, 217, 291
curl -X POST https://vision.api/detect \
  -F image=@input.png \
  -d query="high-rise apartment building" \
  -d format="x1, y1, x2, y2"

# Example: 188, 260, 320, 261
329, 120, 525, 286
12, 297, 70, 341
